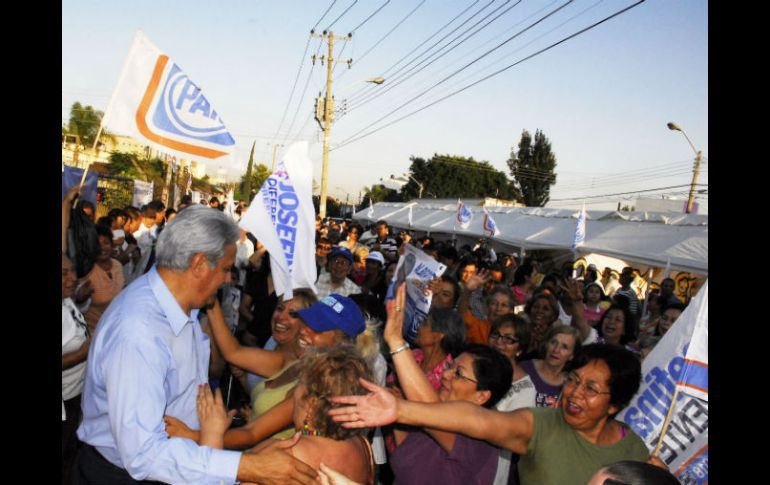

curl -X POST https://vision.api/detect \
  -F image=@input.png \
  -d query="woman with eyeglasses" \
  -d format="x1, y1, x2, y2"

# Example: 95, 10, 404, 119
487, 315, 536, 485
382, 284, 513, 485
329, 343, 650, 485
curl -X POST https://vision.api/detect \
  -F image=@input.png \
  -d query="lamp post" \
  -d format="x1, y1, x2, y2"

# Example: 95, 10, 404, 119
390, 173, 424, 199
667, 121, 703, 214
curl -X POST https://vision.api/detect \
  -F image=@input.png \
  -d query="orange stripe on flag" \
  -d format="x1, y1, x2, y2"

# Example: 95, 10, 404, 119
675, 444, 708, 475
136, 55, 227, 159
684, 359, 708, 369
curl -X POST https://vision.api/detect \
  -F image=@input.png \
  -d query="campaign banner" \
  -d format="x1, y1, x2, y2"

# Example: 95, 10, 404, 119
62, 165, 98, 205
132, 179, 154, 207
102, 31, 236, 164
389, 244, 447, 343
618, 280, 708, 485
239, 142, 316, 299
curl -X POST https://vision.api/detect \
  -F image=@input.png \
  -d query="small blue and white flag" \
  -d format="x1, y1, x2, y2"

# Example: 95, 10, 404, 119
482, 207, 500, 237
456, 199, 473, 229
571, 205, 586, 249
367, 197, 374, 219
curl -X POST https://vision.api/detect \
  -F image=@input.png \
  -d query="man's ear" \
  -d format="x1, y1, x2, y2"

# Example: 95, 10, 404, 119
189, 253, 210, 278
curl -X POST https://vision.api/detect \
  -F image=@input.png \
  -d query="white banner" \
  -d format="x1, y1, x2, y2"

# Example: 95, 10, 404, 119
132, 179, 154, 207
618, 281, 708, 485
239, 142, 316, 299
389, 244, 446, 343
102, 31, 236, 164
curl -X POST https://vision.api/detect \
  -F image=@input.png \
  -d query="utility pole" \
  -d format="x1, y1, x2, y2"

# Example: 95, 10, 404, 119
686, 150, 702, 214
270, 143, 283, 172
313, 30, 352, 219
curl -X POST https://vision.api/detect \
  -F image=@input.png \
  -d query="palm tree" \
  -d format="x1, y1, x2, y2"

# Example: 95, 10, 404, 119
67, 102, 116, 149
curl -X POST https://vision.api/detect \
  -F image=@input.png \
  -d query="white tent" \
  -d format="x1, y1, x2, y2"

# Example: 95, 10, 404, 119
353, 201, 708, 275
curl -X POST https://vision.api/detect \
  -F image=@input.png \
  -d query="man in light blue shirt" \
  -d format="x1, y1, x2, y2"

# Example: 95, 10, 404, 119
76, 205, 316, 484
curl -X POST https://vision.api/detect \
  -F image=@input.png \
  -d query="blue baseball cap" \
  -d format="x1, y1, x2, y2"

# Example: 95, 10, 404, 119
296, 294, 365, 338
329, 247, 354, 263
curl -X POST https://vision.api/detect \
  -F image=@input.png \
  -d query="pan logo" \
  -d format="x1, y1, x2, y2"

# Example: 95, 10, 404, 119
136, 55, 234, 159
152, 63, 235, 146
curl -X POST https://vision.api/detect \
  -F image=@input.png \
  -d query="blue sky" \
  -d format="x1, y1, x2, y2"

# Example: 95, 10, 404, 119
62, 0, 707, 212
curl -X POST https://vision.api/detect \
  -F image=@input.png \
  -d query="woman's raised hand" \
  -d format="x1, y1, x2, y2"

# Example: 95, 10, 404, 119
329, 378, 399, 429
384, 283, 407, 347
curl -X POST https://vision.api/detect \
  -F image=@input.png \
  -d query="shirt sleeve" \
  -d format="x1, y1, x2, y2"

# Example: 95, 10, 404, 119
102, 333, 241, 484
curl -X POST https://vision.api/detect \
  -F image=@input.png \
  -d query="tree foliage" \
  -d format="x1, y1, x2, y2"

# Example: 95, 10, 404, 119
238, 163, 271, 200
507, 129, 557, 207
106, 151, 167, 185
401, 154, 518, 200
364, 184, 402, 203
67, 102, 115, 147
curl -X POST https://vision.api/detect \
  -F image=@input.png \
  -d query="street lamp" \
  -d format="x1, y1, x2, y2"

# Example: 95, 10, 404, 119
667, 121, 703, 214
390, 173, 424, 199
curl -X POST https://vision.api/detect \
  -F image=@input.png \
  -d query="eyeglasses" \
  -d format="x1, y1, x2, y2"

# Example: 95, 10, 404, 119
489, 332, 519, 345
317, 245, 332, 252
444, 361, 478, 384
563, 372, 611, 399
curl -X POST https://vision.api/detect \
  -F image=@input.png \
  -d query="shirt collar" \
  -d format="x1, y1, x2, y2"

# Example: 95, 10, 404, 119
147, 266, 199, 336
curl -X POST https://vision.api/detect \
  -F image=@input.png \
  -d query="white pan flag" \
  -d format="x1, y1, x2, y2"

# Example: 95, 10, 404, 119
367, 197, 374, 219
619, 281, 708, 485
239, 142, 317, 299
456, 199, 473, 229
102, 31, 236, 163
571, 205, 586, 249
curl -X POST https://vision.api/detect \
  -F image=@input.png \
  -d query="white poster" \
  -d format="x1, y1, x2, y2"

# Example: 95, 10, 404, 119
389, 244, 447, 343
132, 179, 154, 207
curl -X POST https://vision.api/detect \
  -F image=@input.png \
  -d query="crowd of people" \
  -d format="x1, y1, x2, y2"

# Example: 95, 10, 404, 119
62, 189, 689, 485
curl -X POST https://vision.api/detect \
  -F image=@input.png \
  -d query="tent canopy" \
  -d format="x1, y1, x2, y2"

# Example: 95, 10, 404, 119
354, 201, 708, 275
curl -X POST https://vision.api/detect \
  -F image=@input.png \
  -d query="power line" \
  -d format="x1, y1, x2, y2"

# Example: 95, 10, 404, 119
281, 39, 324, 145
313, 0, 339, 31
332, 0, 647, 151
338, 0, 577, 144
325, 0, 359, 32
345, 0, 483, 101
549, 183, 706, 202
349, 0, 390, 33
348, 0, 524, 113
347, 0, 497, 106
335, 0, 427, 85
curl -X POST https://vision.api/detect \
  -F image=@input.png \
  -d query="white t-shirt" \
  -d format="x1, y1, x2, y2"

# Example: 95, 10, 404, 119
493, 374, 537, 485
62, 298, 88, 400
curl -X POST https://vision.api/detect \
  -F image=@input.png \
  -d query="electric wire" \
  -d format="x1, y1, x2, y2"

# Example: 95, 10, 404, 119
345, 0, 483, 101
325, 0, 359, 32
332, 0, 647, 151
348, 0, 523, 112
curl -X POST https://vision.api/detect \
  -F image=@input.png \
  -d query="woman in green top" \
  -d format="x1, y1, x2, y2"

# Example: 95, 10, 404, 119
330, 343, 652, 485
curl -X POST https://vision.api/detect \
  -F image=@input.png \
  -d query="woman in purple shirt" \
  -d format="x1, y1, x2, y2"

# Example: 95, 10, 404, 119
384, 285, 512, 485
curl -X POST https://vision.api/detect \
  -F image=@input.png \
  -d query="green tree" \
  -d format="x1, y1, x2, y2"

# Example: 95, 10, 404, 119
239, 163, 270, 199
507, 129, 557, 207
402, 154, 518, 200
363, 183, 401, 203
240, 141, 256, 200
67, 102, 116, 147
106, 151, 166, 185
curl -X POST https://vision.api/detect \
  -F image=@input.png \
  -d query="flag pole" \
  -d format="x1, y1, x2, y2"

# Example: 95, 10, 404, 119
652, 387, 681, 457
